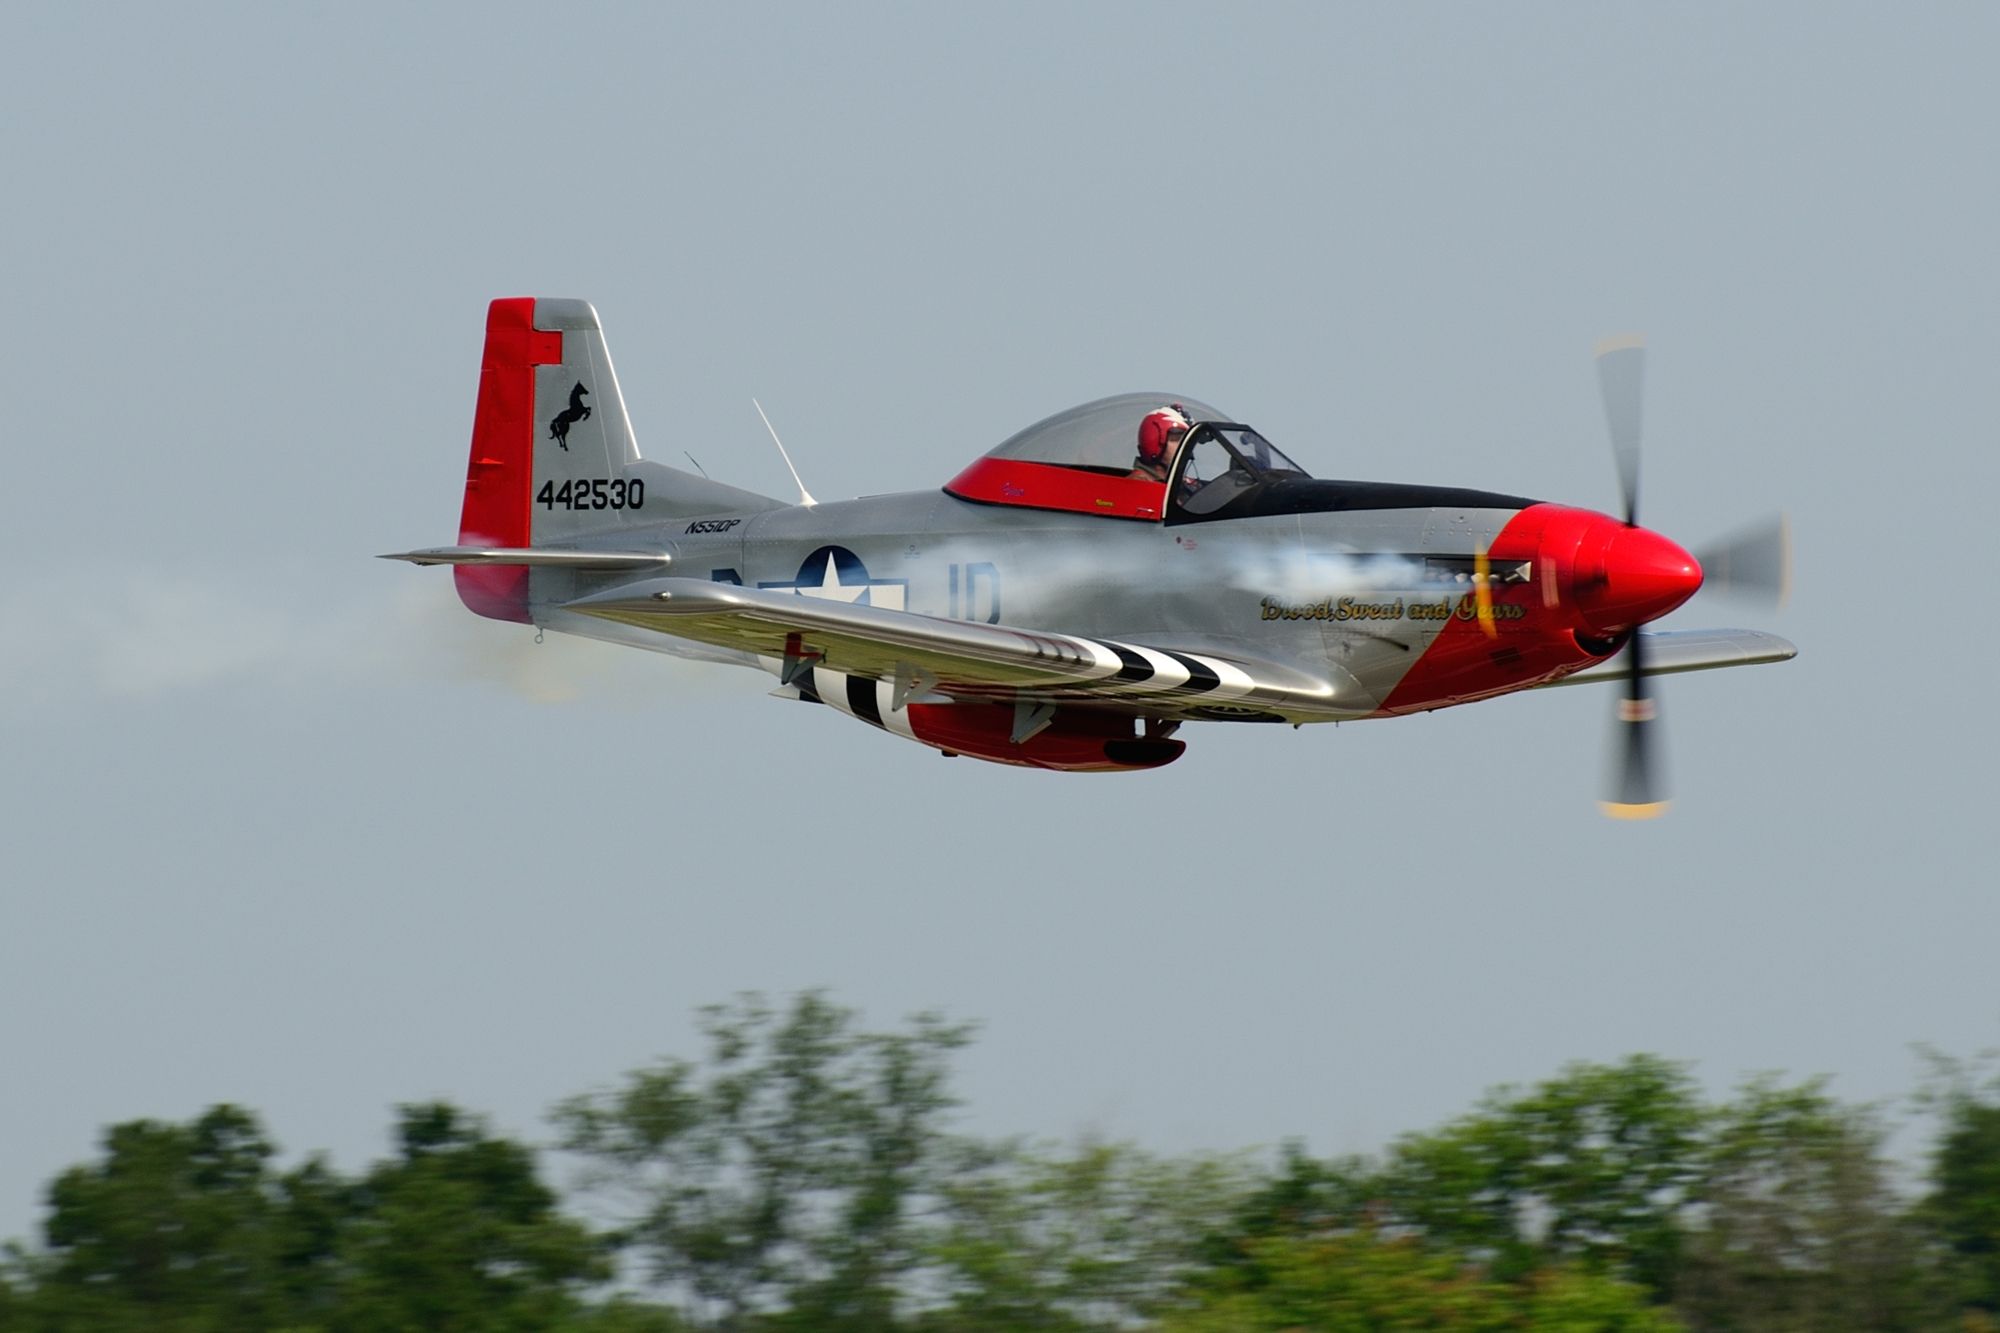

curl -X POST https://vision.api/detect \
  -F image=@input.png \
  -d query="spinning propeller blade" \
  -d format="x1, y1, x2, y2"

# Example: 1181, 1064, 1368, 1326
1695, 514, 1792, 608
1595, 334, 1646, 526
1473, 543, 1498, 638
1601, 632, 1668, 819
1593, 333, 1669, 817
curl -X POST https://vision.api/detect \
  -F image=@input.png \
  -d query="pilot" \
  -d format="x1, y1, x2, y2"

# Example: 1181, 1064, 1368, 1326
1130, 404, 1191, 483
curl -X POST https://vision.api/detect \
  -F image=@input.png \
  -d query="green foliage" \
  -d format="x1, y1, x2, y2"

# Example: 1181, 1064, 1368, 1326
555, 993, 1249, 1332
920, 1137, 1254, 1331
1673, 1077, 1938, 1332
1225, 1059, 1943, 1331
1935, 1100, 2000, 1309
1157, 1231, 1682, 1332
21, 1104, 292, 1332
555, 990, 973, 1330
558, 1296, 695, 1331
1205, 1139, 1378, 1269
324, 1102, 608, 1332
5, 1001, 1996, 1332
1923, 1056, 2000, 1316
3, 1101, 605, 1333
1376, 1055, 1705, 1287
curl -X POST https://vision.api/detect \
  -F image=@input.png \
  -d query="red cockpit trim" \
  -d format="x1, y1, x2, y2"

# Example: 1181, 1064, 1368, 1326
944, 457, 1166, 521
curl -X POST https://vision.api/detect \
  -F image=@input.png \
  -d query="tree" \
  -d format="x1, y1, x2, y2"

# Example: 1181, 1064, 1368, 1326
1215, 1141, 1379, 1249
1156, 1231, 1682, 1333
1375, 1055, 1706, 1289
0, 1246, 37, 1328
327, 1101, 609, 1333
562, 1295, 696, 1331
1673, 1077, 1938, 1332
1923, 1057, 2000, 1321
0, 1015, 1963, 1332
555, 991, 972, 1331
1214, 1062, 1933, 1330
20, 1103, 293, 1331
920, 1137, 1253, 1331
2, 1102, 610, 1332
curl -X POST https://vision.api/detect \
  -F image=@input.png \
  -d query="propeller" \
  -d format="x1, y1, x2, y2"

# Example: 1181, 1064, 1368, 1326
1472, 543, 1498, 638
1602, 631, 1667, 819
1694, 513, 1792, 608
1592, 335, 1669, 819
1594, 334, 1647, 525
1586, 336, 1792, 818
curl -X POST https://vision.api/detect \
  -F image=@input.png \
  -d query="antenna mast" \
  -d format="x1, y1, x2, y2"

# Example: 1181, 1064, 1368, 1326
753, 398, 818, 507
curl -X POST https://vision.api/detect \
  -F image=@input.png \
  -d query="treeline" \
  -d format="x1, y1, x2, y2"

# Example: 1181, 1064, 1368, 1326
2, 993, 1997, 1332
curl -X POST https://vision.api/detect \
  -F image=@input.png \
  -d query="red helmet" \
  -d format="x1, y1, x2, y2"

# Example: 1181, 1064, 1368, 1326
1136, 406, 1190, 463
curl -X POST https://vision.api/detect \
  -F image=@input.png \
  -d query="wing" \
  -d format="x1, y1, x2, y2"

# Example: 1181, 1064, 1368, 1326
561, 576, 1350, 719
1539, 627, 1797, 687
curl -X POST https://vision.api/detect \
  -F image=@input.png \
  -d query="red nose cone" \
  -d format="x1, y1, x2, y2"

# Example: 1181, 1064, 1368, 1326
1579, 524, 1704, 632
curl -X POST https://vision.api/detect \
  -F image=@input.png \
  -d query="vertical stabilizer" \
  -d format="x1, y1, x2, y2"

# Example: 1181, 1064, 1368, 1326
455, 298, 642, 621
451, 298, 781, 623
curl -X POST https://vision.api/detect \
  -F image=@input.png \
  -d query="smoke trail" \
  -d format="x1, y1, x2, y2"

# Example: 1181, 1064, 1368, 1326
0, 571, 720, 718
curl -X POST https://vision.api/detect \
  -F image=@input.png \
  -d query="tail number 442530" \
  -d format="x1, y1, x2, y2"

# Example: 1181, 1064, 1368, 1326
537, 478, 645, 511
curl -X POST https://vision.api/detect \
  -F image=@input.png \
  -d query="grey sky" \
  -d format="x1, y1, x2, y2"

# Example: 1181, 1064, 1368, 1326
3, 2, 1996, 1243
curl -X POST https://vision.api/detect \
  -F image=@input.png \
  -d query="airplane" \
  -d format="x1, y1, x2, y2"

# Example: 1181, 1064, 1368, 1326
384, 298, 1794, 816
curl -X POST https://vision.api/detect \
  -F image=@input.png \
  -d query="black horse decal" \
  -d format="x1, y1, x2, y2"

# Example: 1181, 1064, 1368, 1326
548, 382, 592, 450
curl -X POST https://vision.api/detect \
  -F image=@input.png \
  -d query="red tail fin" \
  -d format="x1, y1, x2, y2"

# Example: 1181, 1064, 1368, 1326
455, 298, 563, 622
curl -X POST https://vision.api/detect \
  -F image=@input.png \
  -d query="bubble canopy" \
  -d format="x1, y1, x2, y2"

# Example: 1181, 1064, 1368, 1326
986, 393, 1230, 471
944, 393, 1236, 522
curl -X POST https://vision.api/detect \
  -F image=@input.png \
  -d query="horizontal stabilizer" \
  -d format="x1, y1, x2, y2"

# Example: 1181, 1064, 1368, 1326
379, 546, 673, 570
1542, 628, 1796, 687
